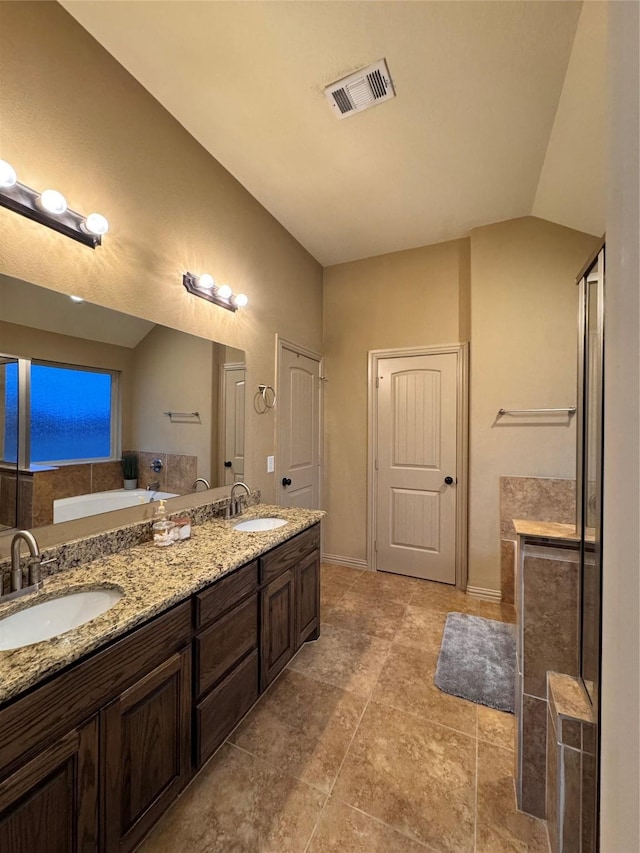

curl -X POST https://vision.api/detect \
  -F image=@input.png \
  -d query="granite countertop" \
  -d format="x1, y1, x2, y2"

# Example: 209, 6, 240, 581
513, 519, 595, 543
513, 519, 580, 541
0, 505, 324, 705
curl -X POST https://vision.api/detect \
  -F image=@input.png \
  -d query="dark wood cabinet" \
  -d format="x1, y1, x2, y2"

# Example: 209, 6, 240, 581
0, 522, 321, 853
195, 649, 259, 766
195, 594, 258, 697
259, 523, 321, 689
295, 547, 320, 649
260, 568, 296, 688
102, 648, 191, 853
0, 717, 99, 853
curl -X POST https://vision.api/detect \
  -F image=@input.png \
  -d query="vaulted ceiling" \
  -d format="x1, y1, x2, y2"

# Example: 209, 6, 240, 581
61, 1, 606, 266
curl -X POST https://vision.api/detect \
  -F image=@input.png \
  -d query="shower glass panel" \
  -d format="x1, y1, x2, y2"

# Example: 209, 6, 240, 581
0, 355, 19, 530
579, 250, 604, 710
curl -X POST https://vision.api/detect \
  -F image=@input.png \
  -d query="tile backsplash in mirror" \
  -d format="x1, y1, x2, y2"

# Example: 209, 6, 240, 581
2, 452, 197, 528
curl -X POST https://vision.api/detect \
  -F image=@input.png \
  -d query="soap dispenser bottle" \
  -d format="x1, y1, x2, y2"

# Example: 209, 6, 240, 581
152, 499, 175, 547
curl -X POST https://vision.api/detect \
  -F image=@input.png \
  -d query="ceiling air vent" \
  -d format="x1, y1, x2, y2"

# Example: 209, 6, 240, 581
324, 59, 395, 120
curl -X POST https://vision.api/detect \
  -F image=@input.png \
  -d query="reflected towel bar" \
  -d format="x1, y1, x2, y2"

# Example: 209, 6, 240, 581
498, 407, 576, 416
163, 410, 200, 418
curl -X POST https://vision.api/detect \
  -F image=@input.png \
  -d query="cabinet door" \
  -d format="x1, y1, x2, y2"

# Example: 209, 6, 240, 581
0, 717, 99, 853
295, 548, 320, 649
260, 569, 295, 689
102, 648, 191, 853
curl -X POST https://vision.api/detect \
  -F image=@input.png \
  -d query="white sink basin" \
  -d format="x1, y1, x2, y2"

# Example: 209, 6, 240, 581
233, 517, 288, 532
0, 588, 123, 651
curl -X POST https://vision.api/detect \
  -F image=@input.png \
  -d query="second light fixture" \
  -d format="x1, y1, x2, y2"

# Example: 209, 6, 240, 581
183, 271, 248, 312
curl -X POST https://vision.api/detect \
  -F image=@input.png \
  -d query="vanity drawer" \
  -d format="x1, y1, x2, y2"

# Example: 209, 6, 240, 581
195, 649, 259, 767
260, 524, 319, 585
195, 560, 258, 628
195, 594, 258, 698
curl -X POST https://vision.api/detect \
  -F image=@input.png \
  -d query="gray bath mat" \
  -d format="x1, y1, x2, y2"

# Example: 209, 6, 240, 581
434, 612, 516, 713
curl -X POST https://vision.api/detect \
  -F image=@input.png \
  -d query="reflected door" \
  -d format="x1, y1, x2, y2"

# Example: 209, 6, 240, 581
375, 353, 458, 583
222, 364, 245, 485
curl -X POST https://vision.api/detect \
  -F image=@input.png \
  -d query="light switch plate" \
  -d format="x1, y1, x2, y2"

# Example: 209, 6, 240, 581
267, 455, 275, 473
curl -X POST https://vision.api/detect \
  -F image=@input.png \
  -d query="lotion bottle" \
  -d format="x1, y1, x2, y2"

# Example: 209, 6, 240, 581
152, 499, 175, 547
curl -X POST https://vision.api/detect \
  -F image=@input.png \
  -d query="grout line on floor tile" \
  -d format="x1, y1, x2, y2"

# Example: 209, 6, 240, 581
301, 792, 331, 853
324, 636, 393, 801
369, 691, 480, 742
228, 741, 331, 796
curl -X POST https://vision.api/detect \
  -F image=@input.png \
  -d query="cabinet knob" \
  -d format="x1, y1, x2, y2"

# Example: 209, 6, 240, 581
282, 477, 292, 487
224, 461, 232, 468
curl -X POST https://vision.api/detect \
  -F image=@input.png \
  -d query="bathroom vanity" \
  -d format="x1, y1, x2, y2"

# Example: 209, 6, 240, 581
0, 509, 322, 853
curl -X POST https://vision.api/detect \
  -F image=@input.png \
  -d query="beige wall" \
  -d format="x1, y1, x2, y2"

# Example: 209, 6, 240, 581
0, 1, 323, 511
130, 325, 217, 482
468, 217, 599, 591
601, 1, 640, 849
323, 218, 598, 587
322, 238, 468, 561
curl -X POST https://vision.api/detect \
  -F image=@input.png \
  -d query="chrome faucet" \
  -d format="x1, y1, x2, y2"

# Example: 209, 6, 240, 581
2, 530, 45, 601
229, 482, 251, 517
192, 478, 211, 491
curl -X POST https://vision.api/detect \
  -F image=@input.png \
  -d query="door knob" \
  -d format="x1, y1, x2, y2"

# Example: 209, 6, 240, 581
282, 477, 292, 487
224, 461, 232, 468
444, 476, 454, 485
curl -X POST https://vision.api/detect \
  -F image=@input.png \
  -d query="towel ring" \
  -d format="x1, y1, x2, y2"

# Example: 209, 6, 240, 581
254, 384, 276, 413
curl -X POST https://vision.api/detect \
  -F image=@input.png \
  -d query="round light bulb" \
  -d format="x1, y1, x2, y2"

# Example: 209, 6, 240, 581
84, 212, 109, 236
0, 160, 17, 189
199, 273, 215, 289
217, 284, 232, 299
39, 189, 67, 215
233, 293, 248, 308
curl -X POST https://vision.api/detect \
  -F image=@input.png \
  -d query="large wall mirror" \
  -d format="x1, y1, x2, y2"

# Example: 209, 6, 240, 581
0, 274, 245, 532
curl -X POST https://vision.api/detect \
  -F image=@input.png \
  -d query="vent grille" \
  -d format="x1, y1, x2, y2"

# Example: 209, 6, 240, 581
324, 59, 395, 120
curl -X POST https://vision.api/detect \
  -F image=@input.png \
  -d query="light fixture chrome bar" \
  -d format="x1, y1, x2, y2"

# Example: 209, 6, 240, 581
183, 271, 237, 312
498, 407, 577, 415
0, 181, 102, 248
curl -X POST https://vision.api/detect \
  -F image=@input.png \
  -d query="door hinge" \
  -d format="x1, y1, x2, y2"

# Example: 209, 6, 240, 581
374, 540, 378, 552
375, 458, 378, 470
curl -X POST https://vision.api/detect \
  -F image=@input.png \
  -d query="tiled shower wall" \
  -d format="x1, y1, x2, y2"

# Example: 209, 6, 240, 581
499, 476, 576, 603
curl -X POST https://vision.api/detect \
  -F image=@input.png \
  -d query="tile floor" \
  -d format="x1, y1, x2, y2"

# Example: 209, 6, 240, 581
139, 564, 550, 853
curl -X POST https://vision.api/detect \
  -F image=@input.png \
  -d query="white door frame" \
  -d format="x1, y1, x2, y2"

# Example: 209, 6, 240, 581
367, 343, 469, 588
275, 335, 324, 509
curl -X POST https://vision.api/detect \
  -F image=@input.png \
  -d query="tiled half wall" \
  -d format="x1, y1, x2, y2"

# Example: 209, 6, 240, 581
499, 476, 576, 603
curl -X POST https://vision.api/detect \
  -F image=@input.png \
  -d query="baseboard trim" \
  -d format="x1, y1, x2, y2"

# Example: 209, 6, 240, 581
321, 553, 370, 571
466, 585, 502, 603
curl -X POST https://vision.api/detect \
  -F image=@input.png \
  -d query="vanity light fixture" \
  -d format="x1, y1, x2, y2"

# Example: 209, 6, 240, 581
0, 159, 109, 248
182, 271, 248, 313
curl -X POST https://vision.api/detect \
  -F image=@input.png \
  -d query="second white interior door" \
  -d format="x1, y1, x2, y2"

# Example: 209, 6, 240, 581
278, 344, 321, 509
375, 352, 458, 583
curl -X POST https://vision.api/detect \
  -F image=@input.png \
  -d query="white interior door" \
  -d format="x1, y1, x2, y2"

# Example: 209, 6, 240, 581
375, 352, 458, 583
222, 363, 245, 485
278, 344, 321, 509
